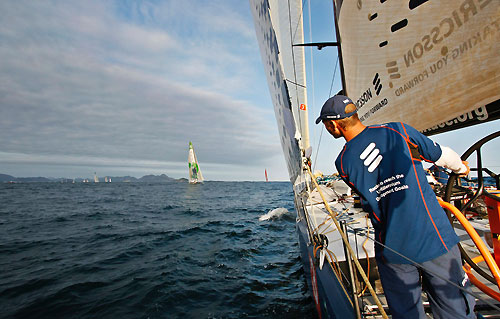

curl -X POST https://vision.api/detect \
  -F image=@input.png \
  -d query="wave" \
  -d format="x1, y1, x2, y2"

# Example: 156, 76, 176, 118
259, 207, 290, 221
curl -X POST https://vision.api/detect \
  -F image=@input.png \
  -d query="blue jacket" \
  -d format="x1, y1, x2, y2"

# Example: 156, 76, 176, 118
335, 122, 459, 264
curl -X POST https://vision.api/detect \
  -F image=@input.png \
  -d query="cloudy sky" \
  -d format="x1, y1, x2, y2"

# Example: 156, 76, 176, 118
0, 0, 287, 180
0, 1, 498, 181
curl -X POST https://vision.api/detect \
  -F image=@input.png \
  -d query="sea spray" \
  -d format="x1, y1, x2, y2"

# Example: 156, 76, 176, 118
259, 207, 290, 221
0, 181, 314, 318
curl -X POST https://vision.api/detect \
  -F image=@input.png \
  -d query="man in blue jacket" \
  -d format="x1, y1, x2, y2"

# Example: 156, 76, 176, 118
316, 94, 474, 319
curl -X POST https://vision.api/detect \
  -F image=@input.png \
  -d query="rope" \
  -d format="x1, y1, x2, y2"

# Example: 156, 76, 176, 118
360, 215, 370, 296
343, 222, 500, 313
305, 165, 388, 318
439, 199, 500, 288
464, 256, 500, 301
306, 171, 361, 309
312, 234, 353, 304
326, 248, 354, 305
325, 248, 354, 307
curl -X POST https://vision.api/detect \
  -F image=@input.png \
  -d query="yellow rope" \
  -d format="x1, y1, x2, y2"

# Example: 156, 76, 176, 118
306, 165, 388, 319
326, 248, 354, 307
307, 186, 354, 308
360, 215, 371, 296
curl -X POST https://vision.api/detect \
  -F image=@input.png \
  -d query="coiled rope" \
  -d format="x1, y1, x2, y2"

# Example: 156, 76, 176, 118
305, 165, 388, 318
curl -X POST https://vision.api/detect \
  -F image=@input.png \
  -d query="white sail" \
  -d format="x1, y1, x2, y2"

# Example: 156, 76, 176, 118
335, 0, 500, 133
250, 0, 308, 182
252, 1, 500, 317
188, 142, 203, 184
268, 0, 310, 150
94, 172, 99, 183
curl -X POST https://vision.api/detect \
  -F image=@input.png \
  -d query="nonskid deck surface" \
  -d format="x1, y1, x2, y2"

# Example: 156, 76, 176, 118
305, 181, 375, 262
304, 178, 500, 318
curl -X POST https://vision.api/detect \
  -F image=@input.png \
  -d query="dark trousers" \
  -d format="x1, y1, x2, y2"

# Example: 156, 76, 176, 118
376, 245, 476, 319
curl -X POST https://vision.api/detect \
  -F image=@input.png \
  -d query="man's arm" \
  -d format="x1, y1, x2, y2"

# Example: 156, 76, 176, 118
435, 146, 470, 176
402, 123, 469, 176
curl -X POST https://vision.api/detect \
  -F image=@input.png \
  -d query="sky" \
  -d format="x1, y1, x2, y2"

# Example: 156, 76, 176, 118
0, 1, 498, 181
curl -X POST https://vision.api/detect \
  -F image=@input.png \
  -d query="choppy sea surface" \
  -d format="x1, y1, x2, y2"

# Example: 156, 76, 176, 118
0, 181, 315, 318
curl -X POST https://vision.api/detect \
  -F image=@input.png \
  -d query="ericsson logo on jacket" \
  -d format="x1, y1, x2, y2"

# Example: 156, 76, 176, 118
360, 143, 383, 173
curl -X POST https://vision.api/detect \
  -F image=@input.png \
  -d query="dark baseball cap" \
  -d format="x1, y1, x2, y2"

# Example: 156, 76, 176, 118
315, 95, 357, 124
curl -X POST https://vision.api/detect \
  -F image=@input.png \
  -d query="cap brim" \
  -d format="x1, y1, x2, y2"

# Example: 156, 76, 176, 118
315, 117, 322, 124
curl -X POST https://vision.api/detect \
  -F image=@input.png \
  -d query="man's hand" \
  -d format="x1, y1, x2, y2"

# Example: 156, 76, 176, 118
459, 161, 470, 177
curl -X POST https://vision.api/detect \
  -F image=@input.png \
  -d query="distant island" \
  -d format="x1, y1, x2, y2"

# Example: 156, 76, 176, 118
0, 173, 188, 183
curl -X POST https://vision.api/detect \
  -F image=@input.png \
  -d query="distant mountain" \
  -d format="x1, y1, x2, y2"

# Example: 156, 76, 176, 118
1, 173, 184, 183
103, 176, 138, 183
139, 174, 175, 182
16, 177, 52, 182
0, 174, 16, 182
0, 174, 51, 182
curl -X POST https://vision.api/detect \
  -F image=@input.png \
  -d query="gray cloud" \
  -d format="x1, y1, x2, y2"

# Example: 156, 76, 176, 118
0, 0, 285, 180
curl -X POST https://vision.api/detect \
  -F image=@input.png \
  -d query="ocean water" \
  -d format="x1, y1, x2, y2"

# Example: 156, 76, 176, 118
0, 181, 315, 318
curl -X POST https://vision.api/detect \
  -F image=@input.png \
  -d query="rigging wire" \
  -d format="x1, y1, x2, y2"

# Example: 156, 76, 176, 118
307, 168, 500, 313
343, 222, 500, 313
307, 0, 316, 150
291, 0, 308, 43
305, 165, 389, 318
306, 175, 354, 302
287, 0, 303, 140
313, 55, 339, 173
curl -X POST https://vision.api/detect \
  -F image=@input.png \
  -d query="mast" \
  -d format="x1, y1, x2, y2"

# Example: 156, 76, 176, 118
332, 0, 347, 95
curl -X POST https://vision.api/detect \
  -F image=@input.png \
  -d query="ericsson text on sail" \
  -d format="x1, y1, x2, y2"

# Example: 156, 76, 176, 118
403, 0, 494, 68
395, 17, 499, 98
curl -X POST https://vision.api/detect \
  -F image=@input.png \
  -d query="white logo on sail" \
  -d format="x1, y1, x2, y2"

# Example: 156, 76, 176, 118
360, 142, 383, 173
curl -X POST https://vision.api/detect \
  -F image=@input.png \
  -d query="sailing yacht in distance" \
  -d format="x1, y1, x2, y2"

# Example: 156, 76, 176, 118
94, 172, 99, 183
188, 142, 204, 184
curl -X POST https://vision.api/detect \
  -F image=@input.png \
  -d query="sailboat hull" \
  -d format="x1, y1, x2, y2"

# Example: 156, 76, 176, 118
251, 0, 500, 316
296, 216, 356, 319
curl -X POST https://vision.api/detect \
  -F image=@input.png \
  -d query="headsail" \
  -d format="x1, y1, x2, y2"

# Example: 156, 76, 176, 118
335, 0, 500, 134
188, 142, 204, 184
250, 0, 309, 182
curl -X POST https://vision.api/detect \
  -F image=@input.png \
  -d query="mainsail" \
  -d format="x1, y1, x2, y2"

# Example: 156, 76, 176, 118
188, 142, 203, 184
250, 0, 309, 182
335, 0, 500, 134
252, 0, 500, 318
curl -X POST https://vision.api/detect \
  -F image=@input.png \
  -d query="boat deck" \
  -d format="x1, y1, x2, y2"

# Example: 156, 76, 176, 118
303, 178, 500, 317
